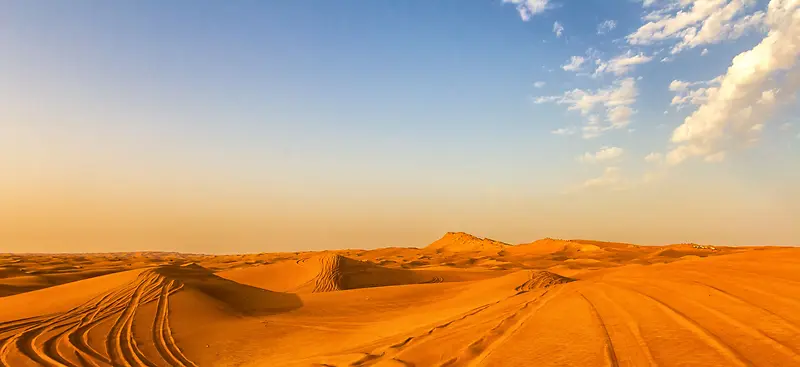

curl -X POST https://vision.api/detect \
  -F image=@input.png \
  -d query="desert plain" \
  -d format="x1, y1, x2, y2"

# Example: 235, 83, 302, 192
1, 232, 799, 367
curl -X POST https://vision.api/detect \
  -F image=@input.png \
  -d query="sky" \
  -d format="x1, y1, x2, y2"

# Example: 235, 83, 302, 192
2, 0, 799, 253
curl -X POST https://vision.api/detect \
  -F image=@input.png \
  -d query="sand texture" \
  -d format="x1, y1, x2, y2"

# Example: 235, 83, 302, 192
1, 233, 799, 366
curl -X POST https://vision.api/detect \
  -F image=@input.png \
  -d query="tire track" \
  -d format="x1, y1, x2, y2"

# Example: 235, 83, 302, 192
637, 280, 800, 364
588, 285, 658, 367
346, 301, 500, 366
319, 271, 574, 367
106, 272, 159, 367
153, 279, 184, 366
445, 288, 560, 367
152, 279, 195, 367
692, 281, 800, 334
611, 283, 751, 367
161, 287, 197, 367
0, 268, 196, 367
579, 293, 619, 367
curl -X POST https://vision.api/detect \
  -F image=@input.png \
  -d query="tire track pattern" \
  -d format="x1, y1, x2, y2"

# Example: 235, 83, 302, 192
339, 271, 572, 367
0, 269, 196, 367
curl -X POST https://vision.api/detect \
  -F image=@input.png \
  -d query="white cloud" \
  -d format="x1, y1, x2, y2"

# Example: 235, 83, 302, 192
562, 56, 586, 71
667, 0, 800, 165
644, 152, 664, 163
594, 50, 654, 76
751, 123, 764, 131
535, 78, 639, 139
534, 81, 546, 88
597, 20, 618, 35
578, 146, 624, 163
671, 87, 714, 109
607, 105, 634, 128
641, 0, 664, 8
553, 21, 565, 37
551, 127, 576, 135
780, 122, 792, 130
701, 48, 710, 56
582, 166, 623, 189
669, 80, 691, 91
757, 89, 777, 104
503, 0, 550, 21
628, 0, 767, 55
669, 76, 723, 109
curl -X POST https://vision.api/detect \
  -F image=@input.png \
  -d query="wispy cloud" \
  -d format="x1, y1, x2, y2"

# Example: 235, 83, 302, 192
578, 146, 624, 164
535, 78, 639, 139
644, 152, 663, 164
502, 0, 551, 21
553, 21, 564, 37
551, 127, 576, 136
561, 56, 586, 71
627, 0, 767, 55
582, 166, 624, 189
594, 50, 654, 76
597, 20, 617, 35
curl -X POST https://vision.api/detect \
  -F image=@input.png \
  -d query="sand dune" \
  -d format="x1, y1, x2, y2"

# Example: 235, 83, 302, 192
425, 232, 511, 254
218, 253, 460, 293
1, 234, 798, 366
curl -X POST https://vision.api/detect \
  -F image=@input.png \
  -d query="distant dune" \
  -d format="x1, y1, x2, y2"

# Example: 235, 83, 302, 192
1, 233, 798, 366
425, 232, 511, 253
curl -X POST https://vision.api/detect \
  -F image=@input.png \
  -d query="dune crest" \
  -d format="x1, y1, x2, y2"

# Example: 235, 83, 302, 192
515, 271, 575, 292
425, 232, 510, 253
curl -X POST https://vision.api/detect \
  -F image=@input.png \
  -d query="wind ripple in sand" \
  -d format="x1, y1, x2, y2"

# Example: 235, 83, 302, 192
313, 255, 344, 293
0, 269, 196, 367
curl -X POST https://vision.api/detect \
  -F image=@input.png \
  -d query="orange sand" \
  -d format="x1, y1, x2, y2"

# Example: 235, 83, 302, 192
1, 232, 798, 366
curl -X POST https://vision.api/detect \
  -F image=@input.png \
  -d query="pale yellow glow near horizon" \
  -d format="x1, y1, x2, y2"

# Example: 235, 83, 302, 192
3, 170, 798, 254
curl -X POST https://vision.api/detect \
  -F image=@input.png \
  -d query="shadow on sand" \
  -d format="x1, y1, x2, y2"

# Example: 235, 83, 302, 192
155, 263, 303, 316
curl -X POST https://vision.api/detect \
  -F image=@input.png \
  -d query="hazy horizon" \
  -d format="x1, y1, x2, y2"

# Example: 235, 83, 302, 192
3, 1, 799, 254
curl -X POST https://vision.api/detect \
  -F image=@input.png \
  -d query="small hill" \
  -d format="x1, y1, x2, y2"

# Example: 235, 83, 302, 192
217, 254, 445, 293
504, 238, 572, 256
425, 232, 510, 253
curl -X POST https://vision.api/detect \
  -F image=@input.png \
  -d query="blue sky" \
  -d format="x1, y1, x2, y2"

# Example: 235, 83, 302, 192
2, 0, 799, 252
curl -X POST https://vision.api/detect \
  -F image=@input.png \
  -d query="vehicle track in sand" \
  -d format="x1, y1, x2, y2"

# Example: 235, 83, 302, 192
614, 278, 800, 365
0, 269, 194, 367
607, 282, 751, 367
578, 293, 619, 367
441, 288, 561, 367
582, 285, 658, 366
337, 271, 573, 367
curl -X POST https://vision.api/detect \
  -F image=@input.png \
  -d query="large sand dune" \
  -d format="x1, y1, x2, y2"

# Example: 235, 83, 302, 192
1, 234, 798, 366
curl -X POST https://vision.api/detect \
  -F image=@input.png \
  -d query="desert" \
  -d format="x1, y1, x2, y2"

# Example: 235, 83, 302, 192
5, 0, 800, 365
2, 232, 799, 366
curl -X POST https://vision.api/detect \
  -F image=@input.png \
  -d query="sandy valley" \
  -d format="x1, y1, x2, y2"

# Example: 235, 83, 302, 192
1, 232, 799, 366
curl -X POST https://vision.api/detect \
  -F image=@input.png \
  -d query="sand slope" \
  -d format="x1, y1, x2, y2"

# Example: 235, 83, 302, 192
425, 232, 510, 254
1, 235, 798, 366
217, 254, 449, 293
